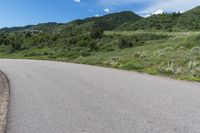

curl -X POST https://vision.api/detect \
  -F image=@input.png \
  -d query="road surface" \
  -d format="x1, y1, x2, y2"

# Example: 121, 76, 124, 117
0, 59, 200, 133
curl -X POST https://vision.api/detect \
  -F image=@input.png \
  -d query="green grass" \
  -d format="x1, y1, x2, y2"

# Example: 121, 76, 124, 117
1, 31, 200, 82
72, 31, 200, 81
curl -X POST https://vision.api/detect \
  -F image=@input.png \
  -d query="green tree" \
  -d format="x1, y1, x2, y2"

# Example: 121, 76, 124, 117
5, 45, 15, 54
7, 34, 22, 50
88, 40, 98, 51
118, 38, 133, 49
90, 21, 104, 39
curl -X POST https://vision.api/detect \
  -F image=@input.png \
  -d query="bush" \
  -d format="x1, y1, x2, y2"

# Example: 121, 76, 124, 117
5, 45, 15, 54
90, 28, 104, 39
77, 40, 89, 47
90, 21, 104, 39
9, 37, 22, 50
88, 40, 99, 51
79, 49, 91, 57
191, 46, 200, 54
118, 38, 133, 49
134, 51, 147, 59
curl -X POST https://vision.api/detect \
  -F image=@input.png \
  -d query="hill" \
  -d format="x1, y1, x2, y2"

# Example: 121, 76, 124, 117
68, 11, 142, 31
174, 6, 200, 30
116, 13, 181, 31
117, 6, 200, 31
0, 25, 34, 33
0, 22, 65, 33
2, 6, 200, 32
0, 11, 142, 33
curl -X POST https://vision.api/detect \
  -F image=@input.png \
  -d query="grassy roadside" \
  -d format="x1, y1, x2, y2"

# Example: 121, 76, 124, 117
0, 31, 200, 82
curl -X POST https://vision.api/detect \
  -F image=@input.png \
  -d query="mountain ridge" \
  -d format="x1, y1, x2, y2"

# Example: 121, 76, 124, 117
1, 6, 200, 32
0, 11, 142, 33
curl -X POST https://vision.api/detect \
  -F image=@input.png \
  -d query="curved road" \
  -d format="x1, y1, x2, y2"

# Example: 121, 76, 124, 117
0, 59, 200, 133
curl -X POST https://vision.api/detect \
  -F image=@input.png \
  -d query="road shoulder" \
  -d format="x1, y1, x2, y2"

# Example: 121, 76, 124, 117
0, 71, 9, 133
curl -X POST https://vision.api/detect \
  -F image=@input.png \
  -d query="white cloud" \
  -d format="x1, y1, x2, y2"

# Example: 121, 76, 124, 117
141, 0, 200, 14
74, 0, 80, 3
152, 10, 164, 15
140, 9, 164, 18
141, 14, 151, 18
140, 10, 163, 18
98, 0, 200, 14
104, 8, 110, 13
95, 14, 101, 17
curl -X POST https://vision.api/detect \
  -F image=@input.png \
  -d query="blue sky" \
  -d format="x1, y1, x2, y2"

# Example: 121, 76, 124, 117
0, 0, 200, 28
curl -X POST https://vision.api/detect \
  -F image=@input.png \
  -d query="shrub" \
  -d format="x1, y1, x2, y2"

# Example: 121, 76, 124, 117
77, 40, 88, 47
99, 43, 115, 51
88, 40, 99, 51
158, 60, 180, 75
188, 60, 198, 70
90, 21, 104, 39
118, 38, 133, 49
90, 29, 103, 39
190, 68, 200, 78
79, 49, 91, 57
5, 45, 15, 54
154, 50, 165, 57
191, 46, 200, 54
134, 51, 147, 59
103, 57, 121, 67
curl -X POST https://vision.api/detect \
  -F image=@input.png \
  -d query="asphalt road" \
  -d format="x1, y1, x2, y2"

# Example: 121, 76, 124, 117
0, 59, 200, 133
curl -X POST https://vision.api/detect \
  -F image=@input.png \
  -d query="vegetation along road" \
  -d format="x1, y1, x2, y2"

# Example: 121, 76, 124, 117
2, 6, 200, 82
0, 59, 200, 133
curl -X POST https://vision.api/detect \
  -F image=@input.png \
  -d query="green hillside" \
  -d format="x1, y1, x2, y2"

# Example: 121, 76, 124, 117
0, 11, 142, 33
2, 6, 200, 33
117, 6, 200, 31
117, 13, 181, 31
0, 25, 34, 33
175, 6, 200, 30
0, 22, 65, 33
68, 11, 142, 31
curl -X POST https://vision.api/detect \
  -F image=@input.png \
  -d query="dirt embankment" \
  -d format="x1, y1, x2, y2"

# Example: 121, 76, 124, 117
0, 71, 9, 133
